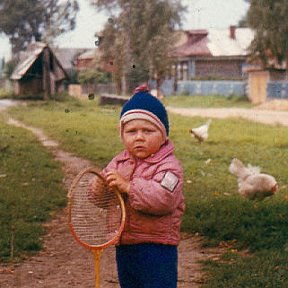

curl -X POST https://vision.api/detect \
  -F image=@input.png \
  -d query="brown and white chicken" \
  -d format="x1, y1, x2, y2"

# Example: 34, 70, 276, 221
229, 158, 278, 200
189, 119, 212, 143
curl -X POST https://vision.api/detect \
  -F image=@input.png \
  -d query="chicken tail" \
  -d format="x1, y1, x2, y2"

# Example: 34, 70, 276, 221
229, 158, 251, 179
247, 164, 261, 174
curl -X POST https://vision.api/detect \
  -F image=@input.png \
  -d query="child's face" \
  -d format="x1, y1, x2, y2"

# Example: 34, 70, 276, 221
122, 119, 164, 159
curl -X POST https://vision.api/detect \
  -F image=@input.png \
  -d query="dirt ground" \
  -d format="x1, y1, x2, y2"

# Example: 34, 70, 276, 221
0, 118, 227, 288
167, 99, 288, 127
1, 99, 287, 287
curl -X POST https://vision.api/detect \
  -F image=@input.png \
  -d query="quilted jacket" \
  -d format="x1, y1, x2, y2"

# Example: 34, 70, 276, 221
103, 140, 185, 246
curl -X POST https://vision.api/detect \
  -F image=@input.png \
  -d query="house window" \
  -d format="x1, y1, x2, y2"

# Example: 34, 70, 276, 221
177, 64, 182, 80
182, 62, 188, 80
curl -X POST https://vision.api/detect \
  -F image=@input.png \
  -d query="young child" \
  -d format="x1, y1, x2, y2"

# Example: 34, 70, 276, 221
91, 86, 185, 288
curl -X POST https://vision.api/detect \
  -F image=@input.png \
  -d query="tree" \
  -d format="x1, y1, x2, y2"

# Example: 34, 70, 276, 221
0, 0, 79, 55
246, 0, 288, 68
91, 0, 185, 95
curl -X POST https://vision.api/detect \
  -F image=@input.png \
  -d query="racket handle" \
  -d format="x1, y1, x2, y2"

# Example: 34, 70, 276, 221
93, 249, 103, 288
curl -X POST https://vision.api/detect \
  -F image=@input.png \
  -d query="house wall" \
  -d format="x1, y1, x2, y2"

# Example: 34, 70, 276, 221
53, 57, 66, 81
149, 79, 246, 97
176, 80, 246, 97
195, 59, 244, 80
267, 81, 288, 99
15, 78, 43, 95
76, 59, 93, 70
172, 58, 246, 82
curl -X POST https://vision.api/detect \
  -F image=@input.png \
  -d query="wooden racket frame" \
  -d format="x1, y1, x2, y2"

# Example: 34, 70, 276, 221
67, 167, 126, 288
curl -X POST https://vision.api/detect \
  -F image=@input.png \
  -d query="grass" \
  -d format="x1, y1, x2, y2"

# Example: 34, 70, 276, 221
0, 113, 66, 262
162, 94, 255, 108
2, 95, 288, 285
0, 89, 15, 99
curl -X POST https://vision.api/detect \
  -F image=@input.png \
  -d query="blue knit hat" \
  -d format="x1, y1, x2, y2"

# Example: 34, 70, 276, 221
120, 90, 169, 139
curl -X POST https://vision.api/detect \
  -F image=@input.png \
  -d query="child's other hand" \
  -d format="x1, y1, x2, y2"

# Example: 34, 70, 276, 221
106, 170, 130, 194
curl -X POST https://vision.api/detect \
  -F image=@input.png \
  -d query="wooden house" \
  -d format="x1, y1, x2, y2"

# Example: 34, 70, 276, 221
11, 42, 68, 98
53, 47, 89, 76
170, 26, 254, 81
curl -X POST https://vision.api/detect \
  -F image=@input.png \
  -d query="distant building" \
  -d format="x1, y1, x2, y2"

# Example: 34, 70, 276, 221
75, 49, 97, 70
53, 47, 89, 77
11, 42, 68, 98
74, 48, 115, 74
170, 26, 255, 80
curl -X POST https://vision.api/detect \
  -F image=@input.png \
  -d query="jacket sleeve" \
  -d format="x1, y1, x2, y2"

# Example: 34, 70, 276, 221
128, 162, 184, 216
101, 157, 118, 177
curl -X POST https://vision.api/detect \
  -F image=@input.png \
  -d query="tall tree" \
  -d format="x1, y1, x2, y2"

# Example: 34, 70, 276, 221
91, 0, 185, 95
246, 0, 288, 68
0, 0, 79, 55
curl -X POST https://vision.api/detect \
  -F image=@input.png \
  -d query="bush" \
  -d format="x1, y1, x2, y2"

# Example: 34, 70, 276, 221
78, 69, 111, 85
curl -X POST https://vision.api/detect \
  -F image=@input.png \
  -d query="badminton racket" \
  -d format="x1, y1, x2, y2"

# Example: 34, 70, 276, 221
68, 167, 125, 288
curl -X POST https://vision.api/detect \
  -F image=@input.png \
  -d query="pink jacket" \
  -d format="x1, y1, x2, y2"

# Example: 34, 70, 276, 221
103, 140, 185, 246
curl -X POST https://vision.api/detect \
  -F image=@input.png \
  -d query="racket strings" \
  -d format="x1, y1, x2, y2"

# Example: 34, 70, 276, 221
70, 172, 122, 247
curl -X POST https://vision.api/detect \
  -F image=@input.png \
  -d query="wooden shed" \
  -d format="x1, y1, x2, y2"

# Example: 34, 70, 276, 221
11, 42, 68, 99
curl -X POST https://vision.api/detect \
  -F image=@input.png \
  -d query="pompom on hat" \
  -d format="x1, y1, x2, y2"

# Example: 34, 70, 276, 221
119, 86, 169, 139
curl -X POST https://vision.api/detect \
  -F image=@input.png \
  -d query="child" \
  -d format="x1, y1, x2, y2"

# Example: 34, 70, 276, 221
91, 86, 185, 288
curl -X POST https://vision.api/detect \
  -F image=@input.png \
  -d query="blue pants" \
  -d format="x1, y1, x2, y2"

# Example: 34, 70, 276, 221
116, 243, 178, 288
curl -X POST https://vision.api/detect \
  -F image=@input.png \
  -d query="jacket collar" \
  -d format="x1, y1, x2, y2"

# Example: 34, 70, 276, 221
116, 140, 174, 164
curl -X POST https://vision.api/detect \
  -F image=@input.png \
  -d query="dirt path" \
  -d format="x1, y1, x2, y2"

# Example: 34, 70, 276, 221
167, 105, 288, 126
1, 99, 287, 287
0, 118, 226, 288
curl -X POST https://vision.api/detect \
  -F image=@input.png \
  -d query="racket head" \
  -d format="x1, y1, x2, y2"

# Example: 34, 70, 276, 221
68, 167, 125, 250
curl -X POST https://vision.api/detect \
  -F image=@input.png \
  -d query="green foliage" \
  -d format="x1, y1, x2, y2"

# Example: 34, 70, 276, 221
247, 0, 288, 66
78, 69, 111, 85
91, 0, 186, 93
3, 58, 17, 79
0, 0, 79, 54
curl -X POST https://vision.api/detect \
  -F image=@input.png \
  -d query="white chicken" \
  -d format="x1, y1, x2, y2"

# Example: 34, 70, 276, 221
229, 158, 278, 200
189, 119, 212, 143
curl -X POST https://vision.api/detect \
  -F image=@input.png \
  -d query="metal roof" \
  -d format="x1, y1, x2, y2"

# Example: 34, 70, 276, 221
207, 28, 254, 57
77, 48, 98, 60
172, 27, 254, 58
53, 47, 88, 70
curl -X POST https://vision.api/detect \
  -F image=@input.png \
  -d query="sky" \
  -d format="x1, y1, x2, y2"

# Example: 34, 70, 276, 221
0, 0, 249, 61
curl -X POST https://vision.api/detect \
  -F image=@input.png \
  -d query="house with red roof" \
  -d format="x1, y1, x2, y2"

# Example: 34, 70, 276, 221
170, 26, 254, 81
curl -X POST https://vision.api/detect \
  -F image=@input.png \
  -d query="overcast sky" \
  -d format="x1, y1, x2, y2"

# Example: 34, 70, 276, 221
0, 0, 249, 60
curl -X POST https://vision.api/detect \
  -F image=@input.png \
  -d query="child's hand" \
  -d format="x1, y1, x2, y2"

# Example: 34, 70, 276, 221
106, 170, 130, 194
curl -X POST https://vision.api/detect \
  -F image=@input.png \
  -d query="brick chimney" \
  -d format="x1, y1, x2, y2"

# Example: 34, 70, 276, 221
229, 25, 236, 40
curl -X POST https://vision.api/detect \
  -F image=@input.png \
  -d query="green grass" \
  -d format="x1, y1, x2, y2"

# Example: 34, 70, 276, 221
7, 98, 123, 168
0, 89, 15, 99
203, 250, 288, 287
2, 96, 288, 285
163, 94, 255, 108
0, 113, 66, 262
